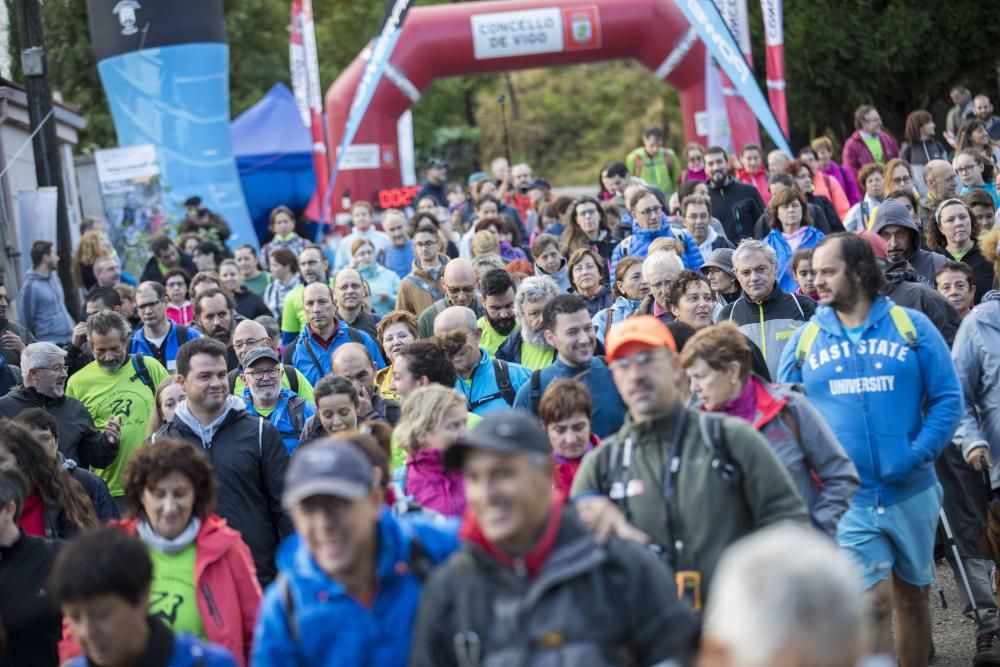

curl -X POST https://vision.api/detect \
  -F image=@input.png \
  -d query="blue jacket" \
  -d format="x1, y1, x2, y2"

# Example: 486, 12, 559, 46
593, 295, 640, 345
129, 322, 202, 372
285, 321, 385, 386
454, 348, 532, 417
609, 215, 704, 276
513, 357, 627, 438
243, 387, 316, 454
777, 298, 963, 507
251, 510, 459, 667
69, 624, 237, 667
764, 226, 825, 293
379, 242, 415, 279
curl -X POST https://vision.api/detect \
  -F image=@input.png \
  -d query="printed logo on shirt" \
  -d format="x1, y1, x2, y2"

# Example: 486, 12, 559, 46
806, 338, 910, 371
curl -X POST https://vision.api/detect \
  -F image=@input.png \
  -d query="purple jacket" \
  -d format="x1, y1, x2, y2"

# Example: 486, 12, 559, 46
405, 448, 466, 517
819, 161, 861, 206
841, 130, 900, 180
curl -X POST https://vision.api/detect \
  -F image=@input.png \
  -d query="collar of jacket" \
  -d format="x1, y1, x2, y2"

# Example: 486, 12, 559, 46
306, 318, 344, 347
116, 514, 242, 577
459, 491, 566, 579
748, 376, 789, 430
14, 384, 61, 406
619, 400, 685, 439
413, 256, 448, 280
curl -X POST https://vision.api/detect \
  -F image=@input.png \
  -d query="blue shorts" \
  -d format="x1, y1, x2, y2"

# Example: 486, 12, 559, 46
836, 483, 943, 591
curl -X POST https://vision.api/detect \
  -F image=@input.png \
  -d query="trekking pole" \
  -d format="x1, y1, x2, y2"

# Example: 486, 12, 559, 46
498, 94, 512, 169
939, 507, 983, 626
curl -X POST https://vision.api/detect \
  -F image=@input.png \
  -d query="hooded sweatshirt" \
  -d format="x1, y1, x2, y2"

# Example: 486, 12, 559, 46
777, 297, 963, 507
870, 198, 946, 285
20, 269, 76, 344
952, 291, 1000, 477
535, 258, 571, 292
174, 395, 245, 447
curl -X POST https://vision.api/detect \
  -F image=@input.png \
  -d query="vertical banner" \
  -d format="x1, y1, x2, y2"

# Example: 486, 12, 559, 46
674, 0, 791, 155
93, 145, 166, 281
760, 0, 789, 139
17, 188, 58, 280
712, 0, 761, 153
321, 0, 413, 224
290, 0, 329, 214
705, 51, 732, 152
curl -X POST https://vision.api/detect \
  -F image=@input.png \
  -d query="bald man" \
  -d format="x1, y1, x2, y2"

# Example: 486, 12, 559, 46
332, 342, 399, 424
229, 319, 314, 402
919, 159, 960, 228
418, 258, 484, 338
283, 282, 385, 385
433, 305, 531, 417
334, 268, 378, 339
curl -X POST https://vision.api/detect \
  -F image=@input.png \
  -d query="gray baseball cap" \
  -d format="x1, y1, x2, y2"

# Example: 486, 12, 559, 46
444, 411, 551, 470
282, 441, 374, 509
243, 346, 279, 368
700, 248, 736, 278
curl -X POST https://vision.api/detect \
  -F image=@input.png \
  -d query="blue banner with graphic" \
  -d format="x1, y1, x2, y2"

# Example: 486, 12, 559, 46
673, 0, 791, 155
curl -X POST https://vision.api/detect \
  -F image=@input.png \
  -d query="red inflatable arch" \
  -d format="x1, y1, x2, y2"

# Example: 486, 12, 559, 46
325, 0, 706, 212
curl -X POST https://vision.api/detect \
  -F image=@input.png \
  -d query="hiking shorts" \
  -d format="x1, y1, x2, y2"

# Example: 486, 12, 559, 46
836, 482, 943, 591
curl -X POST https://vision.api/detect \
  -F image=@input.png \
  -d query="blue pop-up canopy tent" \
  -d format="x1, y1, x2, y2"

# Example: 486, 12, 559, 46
230, 83, 318, 241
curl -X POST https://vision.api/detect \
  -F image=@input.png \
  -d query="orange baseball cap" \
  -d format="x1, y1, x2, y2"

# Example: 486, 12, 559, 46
605, 315, 677, 362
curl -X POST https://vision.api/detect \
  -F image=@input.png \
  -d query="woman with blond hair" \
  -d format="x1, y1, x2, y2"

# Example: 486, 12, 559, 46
395, 384, 468, 516
71, 229, 112, 290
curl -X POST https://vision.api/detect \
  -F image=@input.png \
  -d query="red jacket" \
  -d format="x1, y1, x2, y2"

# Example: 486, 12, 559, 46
60, 515, 261, 666
553, 433, 601, 495
841, 130, 900, 180
736, 168, 771, 206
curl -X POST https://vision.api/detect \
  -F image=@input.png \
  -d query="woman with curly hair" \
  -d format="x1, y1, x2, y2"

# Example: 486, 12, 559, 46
0, 418, 97, 538
926, 198, 996, 304
59, 438, 261, 666
374, 311, 418, 401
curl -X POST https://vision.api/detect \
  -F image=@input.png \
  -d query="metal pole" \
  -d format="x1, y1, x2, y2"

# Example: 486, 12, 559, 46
12, 0, 80, 317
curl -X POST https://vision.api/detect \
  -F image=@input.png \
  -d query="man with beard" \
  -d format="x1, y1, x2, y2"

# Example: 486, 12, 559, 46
872, 199, 946, 285
241, 347, 314, 454
496, 275, 560, 370
333, 268, 379, 340
284, 283, 384, 386
514, 294, 626, 438
417, 258, 483, 338
779, 234, 962, 667
705, 146, 767, 242
332, 342, 400, 425
229, 319, 314, 402
67, 311, 167, 508
0, 342, 119, 470
433, 306, 531, 417
0, 278, 35, 367
281, 245, 334, 345
152, 337, 291, 585
194, 288, 240, 370
129, 281, 202, 372
476, 269, 518, 354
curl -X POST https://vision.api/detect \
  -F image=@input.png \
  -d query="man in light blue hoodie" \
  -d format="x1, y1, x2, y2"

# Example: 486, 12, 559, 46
20, 240, 75, 344
778, 233, 962, 666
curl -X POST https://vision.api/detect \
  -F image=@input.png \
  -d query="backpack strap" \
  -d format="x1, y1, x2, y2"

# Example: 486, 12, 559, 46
287, 397, 306, 435
9, 365, 21, 386
794, 321, 822, 369
492, 359, 515, 406
529, 369, 542, 415
284, 364, 300, 393
407, 533, 434, 580
228, 368, 239, 394
696, 412, 742, 487
130, 354, 157, 395
175, 324, 188, 343
604, 307, 613, 337
403, 274, 444, 301
346, 327, 363, 344
302, 335, 324, 373
888, 305, 918, 349
276, 573, 301, 646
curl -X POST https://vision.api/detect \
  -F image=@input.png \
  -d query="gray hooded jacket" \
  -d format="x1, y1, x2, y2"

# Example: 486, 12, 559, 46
870, 198, 946, 286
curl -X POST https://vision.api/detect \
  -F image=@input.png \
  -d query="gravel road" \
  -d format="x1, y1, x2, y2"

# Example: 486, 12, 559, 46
931, 561, 981, 666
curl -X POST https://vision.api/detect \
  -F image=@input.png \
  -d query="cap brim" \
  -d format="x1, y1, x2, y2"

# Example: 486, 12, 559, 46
443, 434, 524, 470
700, 261, 734, 276
282, 479, 370, 509
606, 333, 675, 362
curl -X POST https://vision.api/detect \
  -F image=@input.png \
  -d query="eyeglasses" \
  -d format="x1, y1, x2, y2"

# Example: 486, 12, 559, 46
414, 240, 439, 248
608, 349, 666, 371
446, 285, 475, 295
39, 365, 68, 374
955, 164, 979, 175
892, 175, 912, 184
233, 336, 270, 351
638, 205, 663, 217
245, 367, 280, 380
135, 300, 164, 312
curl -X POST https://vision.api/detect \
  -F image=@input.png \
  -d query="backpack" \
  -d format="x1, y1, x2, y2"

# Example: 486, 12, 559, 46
403, 274, 444, 301
130, 354, 156, 395
633, 149, 677, 186
793, 304, 917, 368
228, 364, 300, 395
275, 534, 433, 645
466, 359, 516, 411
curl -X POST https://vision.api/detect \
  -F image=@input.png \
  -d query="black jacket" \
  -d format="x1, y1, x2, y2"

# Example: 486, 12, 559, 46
0, 534, 61, 667
233, 288, 272, 320
0, 385, 117, 468
409, 504, 698, 667
885, 261, 961, 346
139, 253, 199, 284
153, 404, 293, 585
707, 176, 766, 241
62, 455, 119, 524
0, 359, 20, 397
0, 320, 35, 367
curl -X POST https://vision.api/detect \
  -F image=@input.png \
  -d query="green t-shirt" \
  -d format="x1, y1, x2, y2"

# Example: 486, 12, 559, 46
148, 543, 205, 639
242, 271, 271, 297
66, 356, 169, 496
519, 341, 555, 371
232, 369, 315, 404
476, 316, 514, 355
861, 134, 884, 165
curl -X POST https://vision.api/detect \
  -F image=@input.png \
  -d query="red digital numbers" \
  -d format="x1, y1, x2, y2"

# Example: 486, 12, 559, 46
377, 186, 421, 209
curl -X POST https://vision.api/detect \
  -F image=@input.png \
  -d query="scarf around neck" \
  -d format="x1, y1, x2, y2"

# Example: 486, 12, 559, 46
137, 517, 202, 555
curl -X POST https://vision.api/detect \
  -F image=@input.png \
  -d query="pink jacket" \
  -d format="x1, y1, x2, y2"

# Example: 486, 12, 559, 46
60, 515, 261, 666
736, 168, 771, 205
841, 130, 900, 180
405, 448, 466, 517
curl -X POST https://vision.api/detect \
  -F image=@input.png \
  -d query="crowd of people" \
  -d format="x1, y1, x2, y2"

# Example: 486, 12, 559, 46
2, 88, 1000, 667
